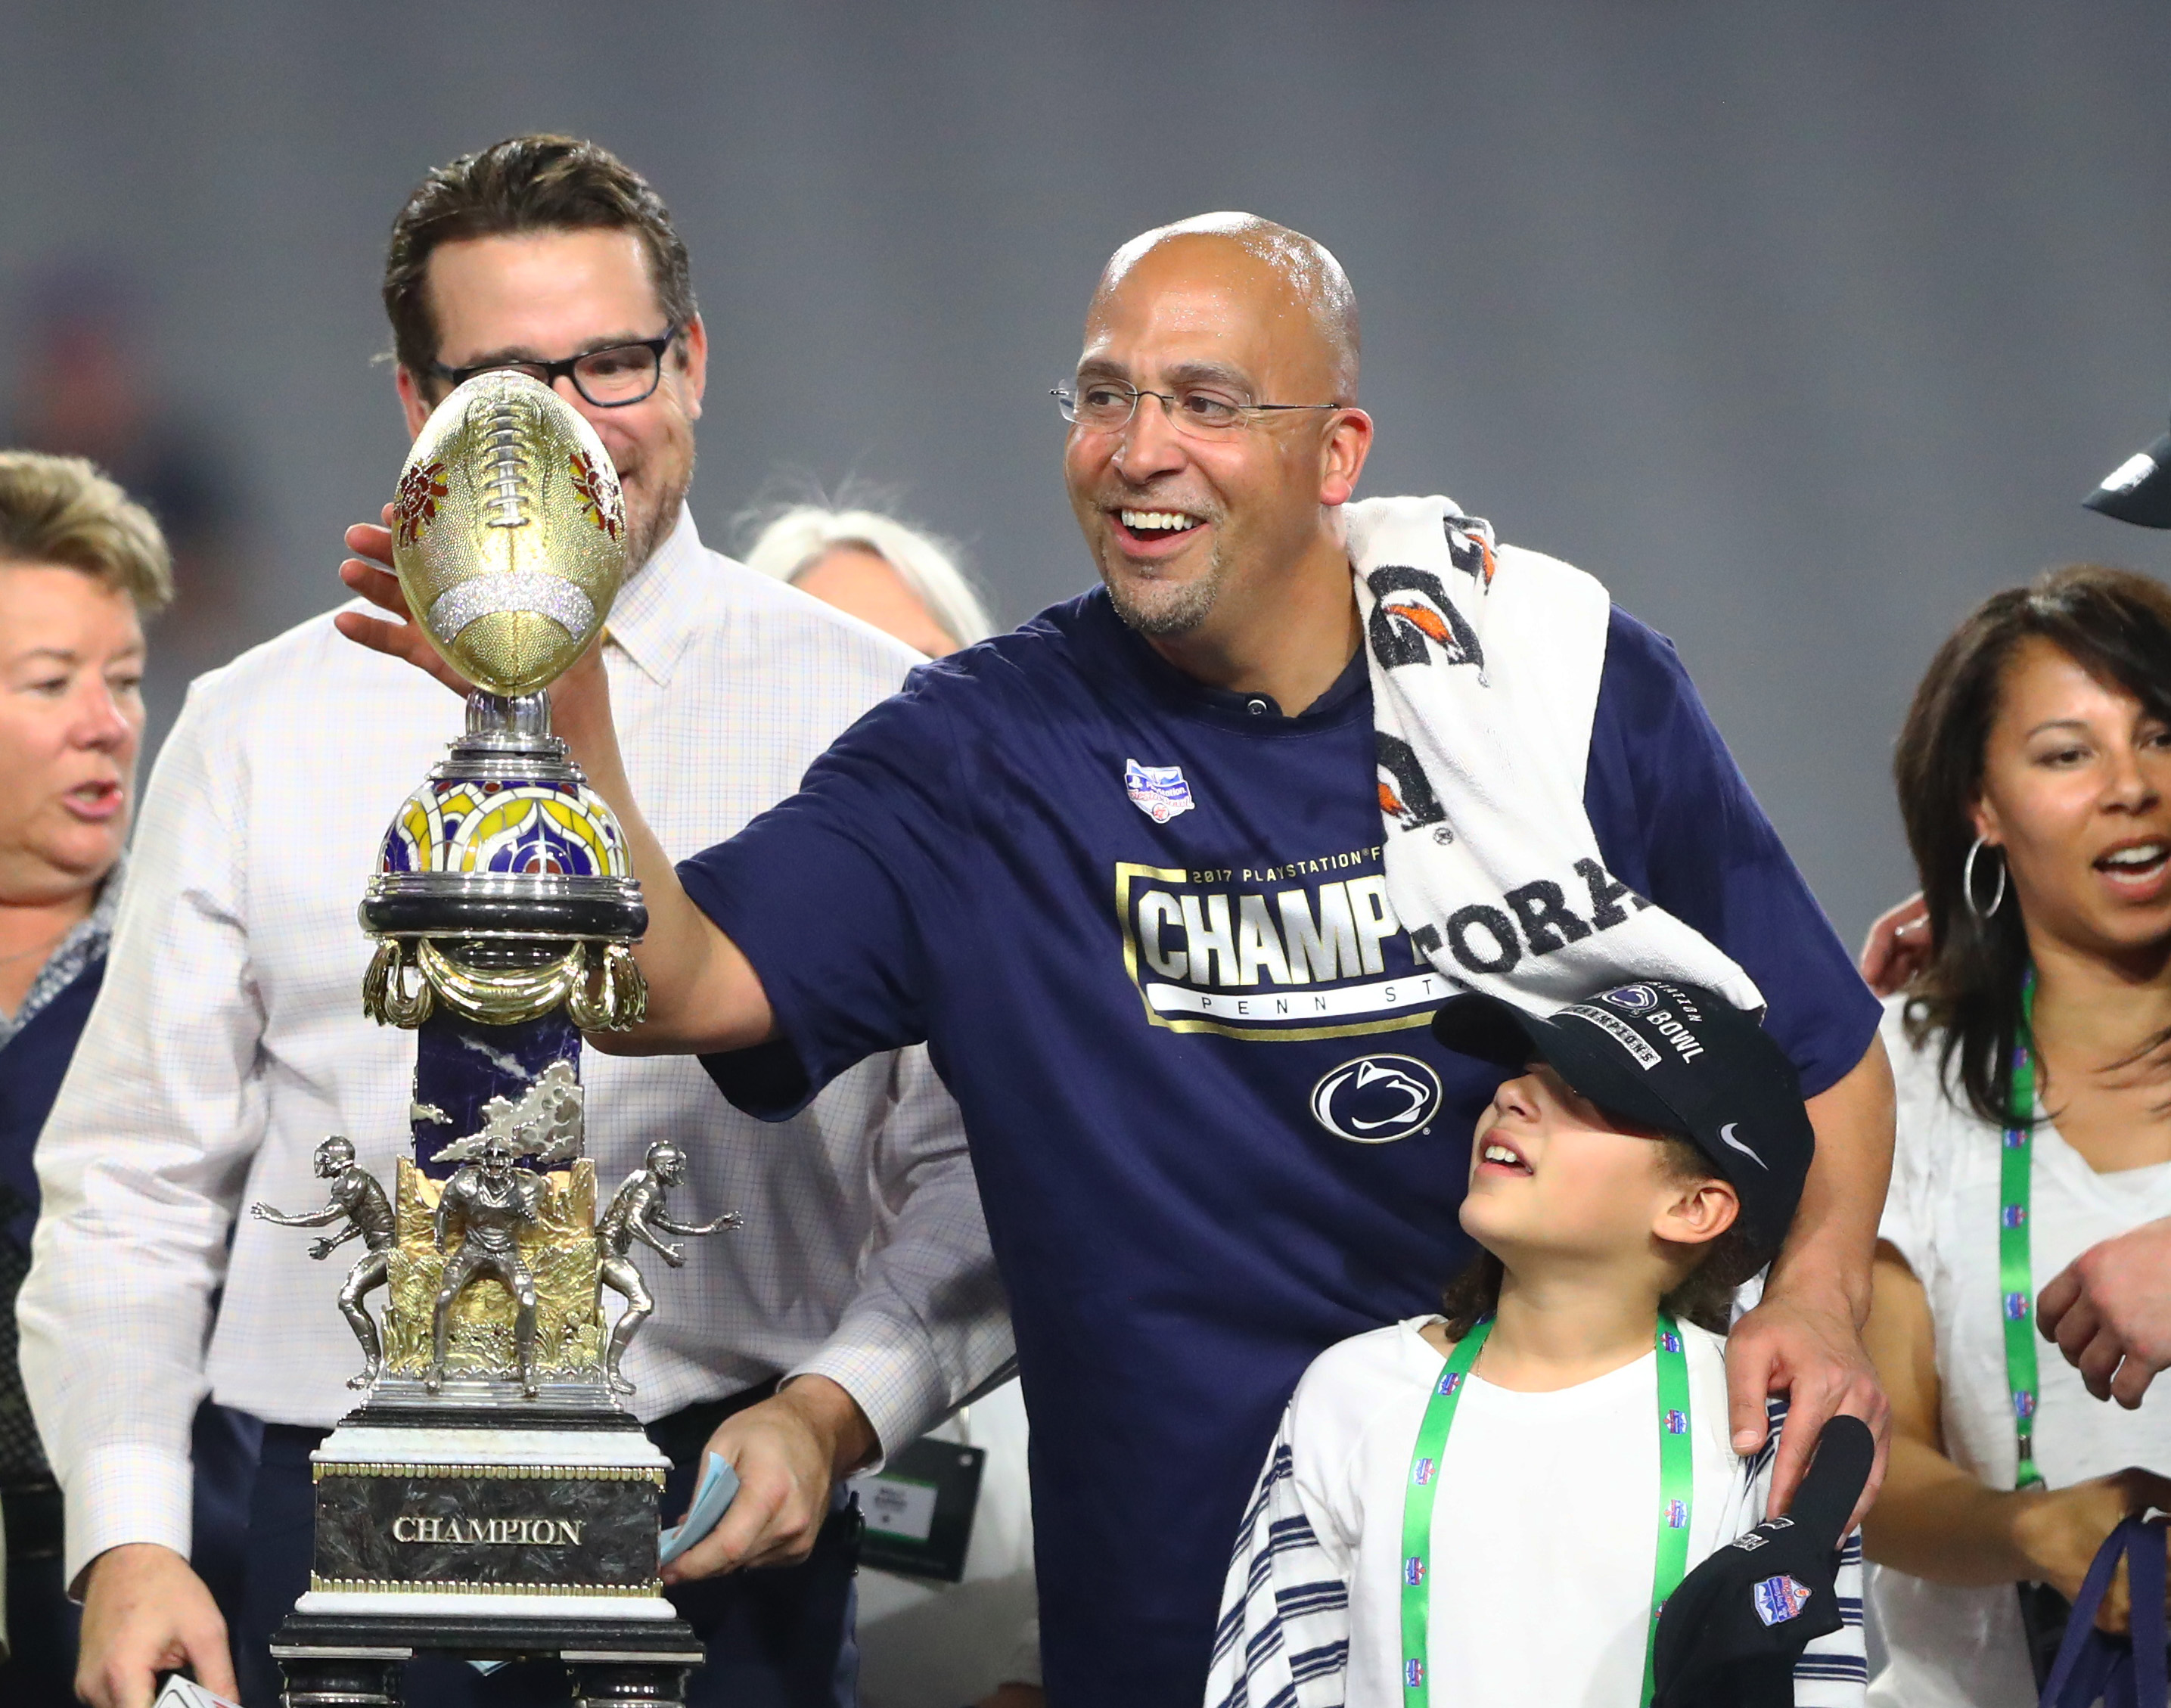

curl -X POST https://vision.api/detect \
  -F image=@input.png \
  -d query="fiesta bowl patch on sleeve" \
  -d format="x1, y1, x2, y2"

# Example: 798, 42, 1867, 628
1751, 1573, 1812, 1626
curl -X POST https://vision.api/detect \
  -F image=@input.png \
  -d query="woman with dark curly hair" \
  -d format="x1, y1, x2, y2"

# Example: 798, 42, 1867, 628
1862, 563, 2171, 1705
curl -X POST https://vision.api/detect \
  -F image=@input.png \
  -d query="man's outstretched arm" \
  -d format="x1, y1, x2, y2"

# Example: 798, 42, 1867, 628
1725, 1034, 1896, 1526
338, 521, 771, 1055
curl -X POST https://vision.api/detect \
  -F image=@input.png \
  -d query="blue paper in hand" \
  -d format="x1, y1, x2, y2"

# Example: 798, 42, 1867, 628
658, 1451, 741, 1567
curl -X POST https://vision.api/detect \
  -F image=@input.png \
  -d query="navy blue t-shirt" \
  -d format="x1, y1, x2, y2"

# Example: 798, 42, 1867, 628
679, 588, 1878, 1708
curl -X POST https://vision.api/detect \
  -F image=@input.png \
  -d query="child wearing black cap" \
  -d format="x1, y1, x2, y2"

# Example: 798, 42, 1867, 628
1206, 980, 1867, 1708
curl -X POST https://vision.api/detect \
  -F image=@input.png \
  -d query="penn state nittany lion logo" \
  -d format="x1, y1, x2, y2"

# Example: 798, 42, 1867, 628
1601, 983, 1659, 1012
1310, 1054, 1443, 1144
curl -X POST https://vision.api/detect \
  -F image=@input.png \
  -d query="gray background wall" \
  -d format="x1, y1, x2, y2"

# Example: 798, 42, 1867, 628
6, 0, 2169, 946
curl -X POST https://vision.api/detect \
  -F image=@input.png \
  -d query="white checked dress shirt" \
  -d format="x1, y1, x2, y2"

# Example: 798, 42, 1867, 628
20, 510, 1012, 1586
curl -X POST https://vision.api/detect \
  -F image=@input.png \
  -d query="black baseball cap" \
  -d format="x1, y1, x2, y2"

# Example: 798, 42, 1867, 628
2084, 416, 2171, 528
1430, 979, 1814, 1253
1651, 1415, 1874, 1708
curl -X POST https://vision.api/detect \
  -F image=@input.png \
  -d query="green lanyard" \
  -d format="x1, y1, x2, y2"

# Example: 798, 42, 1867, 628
2001, 973, 2045, 1490
1399, 1312, 1695, 1707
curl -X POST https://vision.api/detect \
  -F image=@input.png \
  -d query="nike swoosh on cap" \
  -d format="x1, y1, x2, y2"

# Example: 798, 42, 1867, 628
1719, 1123, 1768, 1170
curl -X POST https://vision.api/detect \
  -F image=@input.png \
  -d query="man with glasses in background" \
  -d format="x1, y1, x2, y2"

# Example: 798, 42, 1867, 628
21, 134, 1009, 1708
341, 211, 1893, 1706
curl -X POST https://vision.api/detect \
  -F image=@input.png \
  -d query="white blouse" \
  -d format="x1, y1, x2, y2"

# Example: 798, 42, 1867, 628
1871, 998, 2171, 1708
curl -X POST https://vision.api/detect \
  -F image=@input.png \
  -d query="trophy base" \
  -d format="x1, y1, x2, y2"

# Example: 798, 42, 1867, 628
296, 1393, 685, 1637
279, 1390, 698, 1698
270, 1609, 703, 1706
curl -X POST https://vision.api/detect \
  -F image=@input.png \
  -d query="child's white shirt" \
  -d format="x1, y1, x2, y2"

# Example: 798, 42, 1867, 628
1206, 1316, 1865, 1708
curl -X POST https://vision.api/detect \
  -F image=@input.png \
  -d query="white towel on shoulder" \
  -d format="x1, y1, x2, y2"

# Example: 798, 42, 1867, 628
1348, 493, 1763, 1015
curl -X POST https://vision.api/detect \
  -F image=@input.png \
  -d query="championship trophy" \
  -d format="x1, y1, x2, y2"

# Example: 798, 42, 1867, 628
256, 372, 735, 1706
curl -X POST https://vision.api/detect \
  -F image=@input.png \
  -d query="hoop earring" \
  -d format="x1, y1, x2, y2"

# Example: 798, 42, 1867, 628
1963, 836, 2008, 921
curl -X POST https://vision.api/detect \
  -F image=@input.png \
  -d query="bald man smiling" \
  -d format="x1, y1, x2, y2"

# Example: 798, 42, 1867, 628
343, 213, 1893, 1706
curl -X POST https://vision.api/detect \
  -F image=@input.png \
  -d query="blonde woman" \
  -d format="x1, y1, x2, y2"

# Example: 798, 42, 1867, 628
0, 451, 170, 1701
743, 502, 994, 657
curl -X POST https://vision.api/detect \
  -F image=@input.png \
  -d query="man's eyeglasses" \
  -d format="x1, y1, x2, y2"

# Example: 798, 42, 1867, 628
430, 327, 679, 408
1053, 378, 1341, 439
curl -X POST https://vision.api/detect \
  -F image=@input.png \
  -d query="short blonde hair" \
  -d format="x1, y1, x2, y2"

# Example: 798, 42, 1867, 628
0, 451, 173, 613
742, 505, 993, 647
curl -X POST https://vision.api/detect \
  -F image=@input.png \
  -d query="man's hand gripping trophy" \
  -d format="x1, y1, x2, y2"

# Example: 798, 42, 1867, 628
597, 1141, 742, 1394
250, 1135, 397, 1388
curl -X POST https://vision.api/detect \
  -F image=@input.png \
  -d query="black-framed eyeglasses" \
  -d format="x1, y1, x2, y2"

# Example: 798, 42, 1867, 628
1052, 377, 1341, 439
430, 327, 679, 408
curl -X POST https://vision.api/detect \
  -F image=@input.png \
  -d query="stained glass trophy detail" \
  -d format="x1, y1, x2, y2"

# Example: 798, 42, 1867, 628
258, 373, 728, 1707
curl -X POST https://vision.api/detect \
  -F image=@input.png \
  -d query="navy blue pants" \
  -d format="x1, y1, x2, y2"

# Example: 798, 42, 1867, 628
0, 1490, 78, 1708
232, 1391, 861, 1708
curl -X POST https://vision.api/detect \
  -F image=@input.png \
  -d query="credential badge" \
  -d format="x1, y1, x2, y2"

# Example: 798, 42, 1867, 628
1124, 758, 1195, 824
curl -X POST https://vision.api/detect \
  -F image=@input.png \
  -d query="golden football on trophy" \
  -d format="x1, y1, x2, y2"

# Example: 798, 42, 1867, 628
391, 371, 628, 697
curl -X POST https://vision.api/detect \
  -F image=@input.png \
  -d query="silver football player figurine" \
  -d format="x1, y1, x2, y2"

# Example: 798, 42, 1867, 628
250, 1135, 396, 1388
596, 1141, 743, 1395
428, 1128, 547, 1397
